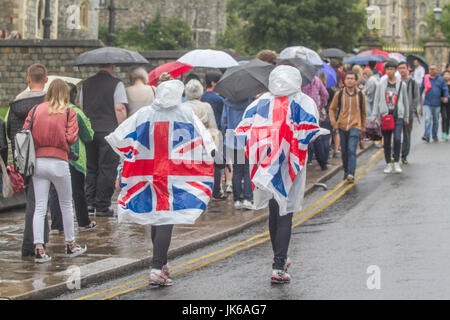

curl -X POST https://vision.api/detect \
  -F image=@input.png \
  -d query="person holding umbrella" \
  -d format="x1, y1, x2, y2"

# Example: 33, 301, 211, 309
80, 63, 128, 217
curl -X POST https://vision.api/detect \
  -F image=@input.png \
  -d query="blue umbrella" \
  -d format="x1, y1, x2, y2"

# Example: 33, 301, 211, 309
343, 54, 387, 65
317, 61, 337, 88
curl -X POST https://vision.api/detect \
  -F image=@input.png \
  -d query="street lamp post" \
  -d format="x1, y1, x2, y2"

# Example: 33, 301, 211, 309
42, 0, 52, 39
105, 0, 128, 46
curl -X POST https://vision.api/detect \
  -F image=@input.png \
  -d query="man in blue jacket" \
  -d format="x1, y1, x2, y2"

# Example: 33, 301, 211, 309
221, 98, 254, 210
420, 65, 449, 142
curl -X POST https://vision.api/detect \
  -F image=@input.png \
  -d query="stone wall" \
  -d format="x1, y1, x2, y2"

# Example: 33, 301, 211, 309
98, 0, 226, 47
0, 40, 247, 109
0, 39, 120, 108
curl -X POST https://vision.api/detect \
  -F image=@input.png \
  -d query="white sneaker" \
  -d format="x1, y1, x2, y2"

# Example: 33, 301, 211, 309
242, 199, 254, 210
225, 183, 233, 193
234, 200, 243, 209
271, 269, 291, 284
384, 163, 393, 174
393, 162, 402, 173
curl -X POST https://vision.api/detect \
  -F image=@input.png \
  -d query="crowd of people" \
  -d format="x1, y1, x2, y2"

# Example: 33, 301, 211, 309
3, 48, 450, 286
0, 28, 22, 40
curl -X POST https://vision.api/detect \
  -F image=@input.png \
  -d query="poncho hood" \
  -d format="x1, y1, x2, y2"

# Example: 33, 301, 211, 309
268, 65, 302, 97
152, 80, 185, 110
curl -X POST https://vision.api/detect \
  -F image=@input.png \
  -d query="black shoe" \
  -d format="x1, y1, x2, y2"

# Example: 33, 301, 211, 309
95, 207, 114, 217
212, 192, 227, 201
422, 136, 430, 143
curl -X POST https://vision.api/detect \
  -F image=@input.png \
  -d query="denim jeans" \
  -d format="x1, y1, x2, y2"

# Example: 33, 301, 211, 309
307, 134, 329, 169
339, 129, 361, 176
232, 149, 252, 202
383, 119, 403, 164
423, 105, 440, 140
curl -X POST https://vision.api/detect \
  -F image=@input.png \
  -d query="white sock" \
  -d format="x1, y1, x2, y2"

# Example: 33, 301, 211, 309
151, 269, 162, 275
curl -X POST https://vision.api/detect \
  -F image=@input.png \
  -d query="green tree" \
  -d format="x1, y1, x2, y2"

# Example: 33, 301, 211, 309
424, 4, 450, 43
217, 0, 366, 55
98, 13, 194, 50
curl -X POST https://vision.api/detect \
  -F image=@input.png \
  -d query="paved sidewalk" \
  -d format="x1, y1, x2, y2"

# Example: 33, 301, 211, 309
0, 142, 374, 299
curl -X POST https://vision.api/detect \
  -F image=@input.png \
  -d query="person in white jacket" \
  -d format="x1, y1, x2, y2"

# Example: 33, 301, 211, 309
236, 65, 324, 284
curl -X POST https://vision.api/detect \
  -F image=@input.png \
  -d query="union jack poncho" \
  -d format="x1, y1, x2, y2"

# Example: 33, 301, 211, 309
235, 66, 324, 215
105, 80, 216, 225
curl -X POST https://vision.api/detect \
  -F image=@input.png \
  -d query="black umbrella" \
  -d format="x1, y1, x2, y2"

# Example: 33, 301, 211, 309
214, 59, 275, 102
277, 58, 317, 87
320, 48, 347, 58
407, 54, 429, 74
75, 47, 149, 66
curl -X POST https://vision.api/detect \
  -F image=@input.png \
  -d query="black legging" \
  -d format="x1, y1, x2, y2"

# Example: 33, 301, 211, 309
151, 224, 174, 270
269, 199, 293, 270
441, 104, 450, 135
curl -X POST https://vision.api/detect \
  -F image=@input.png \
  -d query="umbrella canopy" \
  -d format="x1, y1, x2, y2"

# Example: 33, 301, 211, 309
75, 47, 149, 66
177, 49, 239, 68
343, 54, 388, 65
317, 61, 338, 88
320, 48, 347, 58
279, 46, 323, 68
148, 61, 193, 85
358, 48, 390, 58
214, 59, 275, 102
277, 58, 317, 87
407, 54, 429, 74
19, 75, 82, 96
388, 52, 407, 62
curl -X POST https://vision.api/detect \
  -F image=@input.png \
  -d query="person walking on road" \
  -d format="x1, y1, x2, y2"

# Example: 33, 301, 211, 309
372, 60, 409, 174
81, 64, 128, 216
303, 75, 330, 170
441, 71, 450, 141
329, 71, 367, 183
398, 61, 420, 164
7, 63, 59, 256
420, 65, 449, 143
222, 97, 254, 210
201, 71, 233, 194
235, 65, 323, 284
24, 79, 86, 263
126, 66, 155, 117
106, 80, 216, 287
49, 83, 97, 233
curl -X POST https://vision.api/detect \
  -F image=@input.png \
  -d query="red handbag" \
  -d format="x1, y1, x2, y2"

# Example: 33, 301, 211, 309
7, 165, 24, 195
381, 114, 395, 131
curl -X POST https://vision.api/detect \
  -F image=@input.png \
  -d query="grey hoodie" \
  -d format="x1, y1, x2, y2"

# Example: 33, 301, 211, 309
372, 77, 409, 121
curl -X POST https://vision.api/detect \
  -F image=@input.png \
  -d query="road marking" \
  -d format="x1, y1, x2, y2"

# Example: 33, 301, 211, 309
76, 148, 383, 300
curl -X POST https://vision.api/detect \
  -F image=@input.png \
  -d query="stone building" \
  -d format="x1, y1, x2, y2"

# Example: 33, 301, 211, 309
370, 0, 450, 48
97, 0, 226, 47
0, 0, 99, 40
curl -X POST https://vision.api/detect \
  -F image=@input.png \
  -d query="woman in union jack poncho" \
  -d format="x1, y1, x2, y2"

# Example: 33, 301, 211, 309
235, 65, 327, 284
106, 79, 216, 287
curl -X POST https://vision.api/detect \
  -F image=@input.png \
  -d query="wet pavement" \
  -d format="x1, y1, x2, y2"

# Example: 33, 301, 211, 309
0, 141, 373, 299
59, 124, 450, 300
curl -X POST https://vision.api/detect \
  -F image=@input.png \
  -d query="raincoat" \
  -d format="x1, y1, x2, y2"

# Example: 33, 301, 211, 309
236, 66, 326, 215
105, 80, 216, 225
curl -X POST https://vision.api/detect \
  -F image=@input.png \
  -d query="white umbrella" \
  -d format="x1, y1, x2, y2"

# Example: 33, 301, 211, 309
279, 46, 323, 68
19, 75, 82, 96
177, 49, 239, 68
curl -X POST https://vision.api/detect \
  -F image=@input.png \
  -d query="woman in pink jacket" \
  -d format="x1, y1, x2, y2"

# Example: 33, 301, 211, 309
23, 79, 87, 263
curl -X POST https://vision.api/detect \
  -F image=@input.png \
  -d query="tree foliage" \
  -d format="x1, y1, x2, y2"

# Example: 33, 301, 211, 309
99, 13, 194, 51
217, 0, 366, 55
425, 4, 450, 43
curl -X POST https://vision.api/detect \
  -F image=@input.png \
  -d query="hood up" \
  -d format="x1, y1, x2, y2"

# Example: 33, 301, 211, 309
152, 80, 185, 110
268, 65, 302, 97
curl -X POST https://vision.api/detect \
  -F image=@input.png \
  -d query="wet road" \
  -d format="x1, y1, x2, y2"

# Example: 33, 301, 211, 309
58, 126, 450, 300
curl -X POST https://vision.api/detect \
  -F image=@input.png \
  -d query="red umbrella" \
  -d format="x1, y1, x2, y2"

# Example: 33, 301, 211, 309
148, 61, 193, 85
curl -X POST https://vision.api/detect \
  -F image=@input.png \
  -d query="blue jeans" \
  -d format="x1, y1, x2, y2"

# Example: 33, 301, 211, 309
424, 105, 440, 140
232, 149, 252, 201
339, 129, 360, 176
383, 119, 403, 164
307, 134, 329, 169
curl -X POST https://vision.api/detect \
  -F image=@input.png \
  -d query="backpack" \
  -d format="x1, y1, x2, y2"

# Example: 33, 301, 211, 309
335, 89, 364, 122
14, 105, 38, 177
